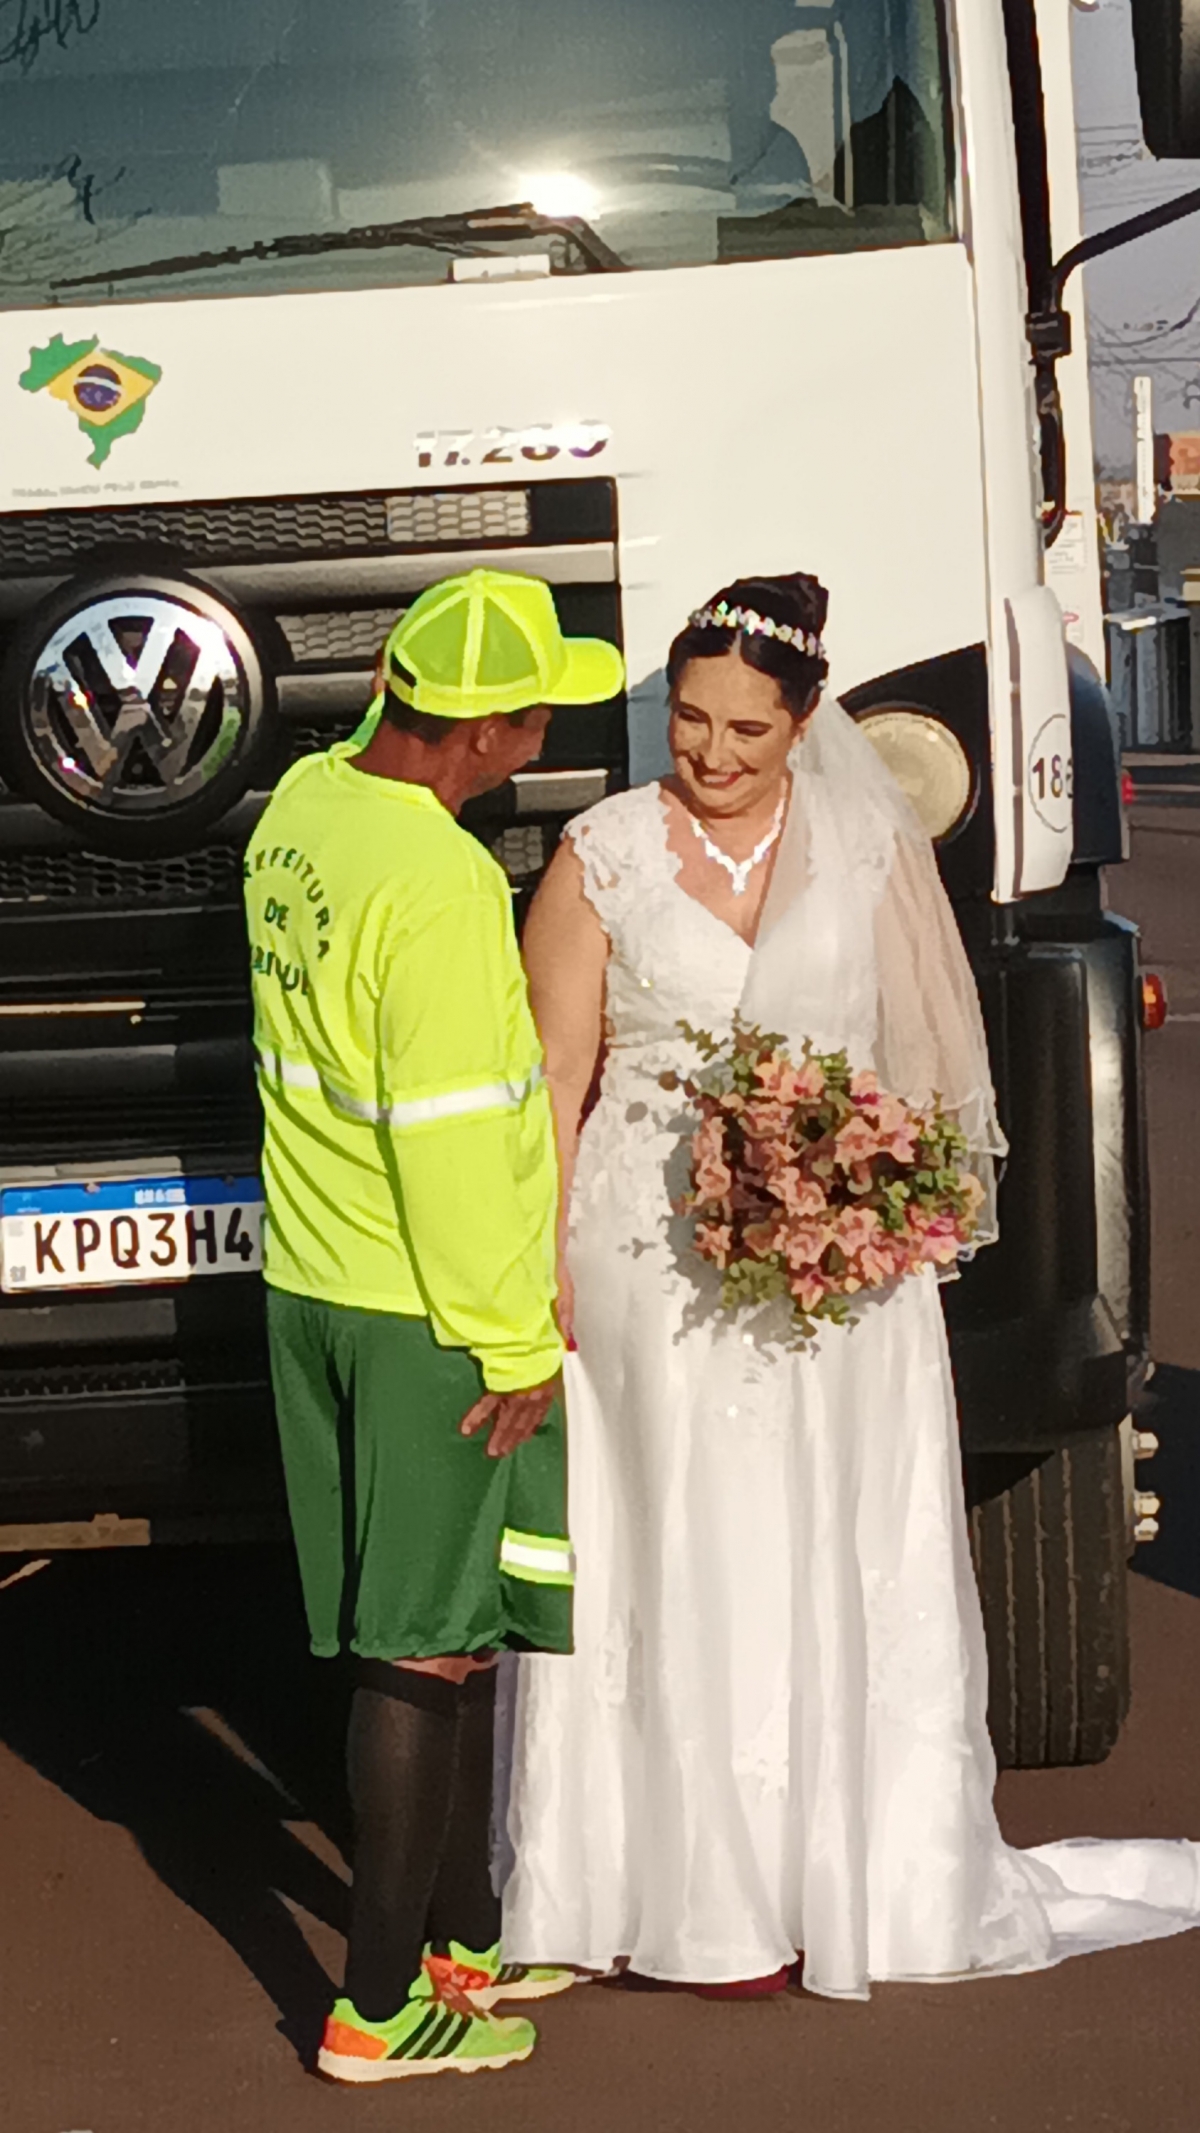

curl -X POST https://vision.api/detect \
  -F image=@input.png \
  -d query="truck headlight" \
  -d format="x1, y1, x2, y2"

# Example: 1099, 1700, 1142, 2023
856, 709, 973, 841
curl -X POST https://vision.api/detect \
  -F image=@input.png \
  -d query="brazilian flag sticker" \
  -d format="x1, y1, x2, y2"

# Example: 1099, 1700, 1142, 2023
20, 333, 162, 469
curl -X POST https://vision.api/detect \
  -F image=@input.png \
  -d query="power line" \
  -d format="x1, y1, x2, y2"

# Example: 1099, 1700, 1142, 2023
1087, 299, 1200, 350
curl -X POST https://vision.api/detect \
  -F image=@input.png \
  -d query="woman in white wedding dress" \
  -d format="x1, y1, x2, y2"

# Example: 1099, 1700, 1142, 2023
501, 573, 1200, 1999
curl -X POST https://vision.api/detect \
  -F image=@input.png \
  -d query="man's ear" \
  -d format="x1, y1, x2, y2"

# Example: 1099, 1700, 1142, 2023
470, 714, 507, 755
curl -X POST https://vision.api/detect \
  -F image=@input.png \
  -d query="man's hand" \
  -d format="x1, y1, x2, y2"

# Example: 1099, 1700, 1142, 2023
460, 1373, 561, 1460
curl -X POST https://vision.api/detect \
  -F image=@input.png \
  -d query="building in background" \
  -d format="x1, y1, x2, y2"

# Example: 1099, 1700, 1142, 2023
1155, 430, 1200, 494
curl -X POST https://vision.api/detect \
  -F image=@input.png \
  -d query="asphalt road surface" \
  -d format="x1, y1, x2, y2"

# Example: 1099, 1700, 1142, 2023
1, 795, 1198, 2133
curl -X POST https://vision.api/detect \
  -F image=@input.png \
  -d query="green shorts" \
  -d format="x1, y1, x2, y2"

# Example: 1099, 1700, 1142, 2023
265, 1289, 573, 1661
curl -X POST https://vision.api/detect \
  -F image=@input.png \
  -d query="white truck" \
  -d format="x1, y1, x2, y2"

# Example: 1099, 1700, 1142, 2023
0, 0, 1195, 1763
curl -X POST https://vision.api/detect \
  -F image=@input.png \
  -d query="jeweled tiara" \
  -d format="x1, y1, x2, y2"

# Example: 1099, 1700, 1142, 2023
689, 598, 823, 658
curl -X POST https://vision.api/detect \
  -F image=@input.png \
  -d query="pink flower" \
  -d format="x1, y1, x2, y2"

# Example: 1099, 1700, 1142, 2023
887, 1127, 920, 1162
792, 1272, 828, 1314
858, 1237, 903, 1286
693, 1116, 733, 1200
906, 1204, 960, 1247
754, 1053, 825, 1104
835, 1206, 881, 1255
872, 1093, 920, 1162
694, 1111, 725, 1150
917, 1214, 963, 1267
793, 1058, 828, 1100
767, 1165, 829, 1220
695, 1221, 733, 1267
873, 1093, 909, 1137
782, 1222, 835, 1271
849, 1069, 880, 1104
695, 1155, 733, 1201
834, 1115, 881, 1165
743, 1097, 795, 1141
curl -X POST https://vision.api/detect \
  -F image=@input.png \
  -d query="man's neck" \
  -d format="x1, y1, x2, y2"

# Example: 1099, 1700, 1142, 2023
350, 720, 473, 815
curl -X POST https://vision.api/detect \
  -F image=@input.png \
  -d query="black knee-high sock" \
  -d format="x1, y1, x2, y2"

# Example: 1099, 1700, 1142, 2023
425, 1664, 503, 1957
343, 1662, 460, 2022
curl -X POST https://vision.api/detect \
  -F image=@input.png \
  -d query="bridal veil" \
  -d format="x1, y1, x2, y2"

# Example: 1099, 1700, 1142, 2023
740, 695, 1007, 1244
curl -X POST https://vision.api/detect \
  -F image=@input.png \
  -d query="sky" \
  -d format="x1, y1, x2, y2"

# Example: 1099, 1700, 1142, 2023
1072, 0, 1200, 473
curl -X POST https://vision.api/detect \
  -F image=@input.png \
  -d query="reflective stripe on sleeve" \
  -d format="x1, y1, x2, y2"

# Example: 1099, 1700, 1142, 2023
498, 1528, 576, 1588
256, 1047, 543, 1129
257, 1049, 322, 1094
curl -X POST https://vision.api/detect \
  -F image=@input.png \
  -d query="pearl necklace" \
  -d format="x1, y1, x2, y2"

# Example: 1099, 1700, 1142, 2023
689, 789, 787, 897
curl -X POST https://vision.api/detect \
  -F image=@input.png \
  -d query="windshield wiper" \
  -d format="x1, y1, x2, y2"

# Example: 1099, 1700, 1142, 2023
56, 200, 626, 289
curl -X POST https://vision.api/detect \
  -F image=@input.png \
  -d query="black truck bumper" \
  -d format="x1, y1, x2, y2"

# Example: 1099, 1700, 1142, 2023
0, 1255, 282, 1544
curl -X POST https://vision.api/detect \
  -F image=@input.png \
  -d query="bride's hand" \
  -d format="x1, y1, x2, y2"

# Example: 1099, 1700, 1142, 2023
555, 1256, 576, 1349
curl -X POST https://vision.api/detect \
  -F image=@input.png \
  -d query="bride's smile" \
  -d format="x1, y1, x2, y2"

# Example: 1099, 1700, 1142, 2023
667, 649, 817, 829
660, 648, 819, 943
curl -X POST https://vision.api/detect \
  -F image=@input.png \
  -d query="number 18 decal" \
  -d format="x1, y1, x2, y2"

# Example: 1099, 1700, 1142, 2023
415, 422, 611, 471
1027, 712, 1073, 835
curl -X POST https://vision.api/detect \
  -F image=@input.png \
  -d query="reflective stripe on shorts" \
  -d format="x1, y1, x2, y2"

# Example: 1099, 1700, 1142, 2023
256, 1047, 544, 1130
499, 1527, 576, 1588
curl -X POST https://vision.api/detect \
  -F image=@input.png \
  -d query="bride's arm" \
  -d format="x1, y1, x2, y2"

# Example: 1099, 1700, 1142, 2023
521, 839, 610, 1341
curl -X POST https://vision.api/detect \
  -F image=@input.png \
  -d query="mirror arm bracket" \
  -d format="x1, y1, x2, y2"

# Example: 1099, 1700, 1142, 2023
1027, 183, 1200, 547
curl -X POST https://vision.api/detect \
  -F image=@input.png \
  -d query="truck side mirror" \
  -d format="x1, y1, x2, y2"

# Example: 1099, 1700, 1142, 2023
1131, 0, 1200, 157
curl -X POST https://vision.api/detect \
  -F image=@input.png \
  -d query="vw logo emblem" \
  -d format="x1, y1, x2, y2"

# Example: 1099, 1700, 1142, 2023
24, 580, 267, 825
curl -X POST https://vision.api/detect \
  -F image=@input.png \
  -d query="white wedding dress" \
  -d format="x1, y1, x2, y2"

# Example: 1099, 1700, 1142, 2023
500, 780, 1200, 1998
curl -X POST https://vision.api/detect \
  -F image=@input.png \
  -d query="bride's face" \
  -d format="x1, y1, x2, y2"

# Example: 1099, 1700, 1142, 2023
669, 651, 810, 819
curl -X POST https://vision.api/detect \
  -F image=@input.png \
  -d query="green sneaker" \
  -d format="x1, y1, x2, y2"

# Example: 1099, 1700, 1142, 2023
424, 1938, 582, 2011
316, 1970, 535, 2084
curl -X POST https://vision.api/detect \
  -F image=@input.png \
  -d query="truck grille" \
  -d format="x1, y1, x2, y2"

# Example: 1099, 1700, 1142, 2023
0, 478, 622, 922
279, 609, 396, 665
490, 826, 547, 879
0, 1356, 188, 1402
385, 490, 531, 545
0, 485, 538, 572
283, 719, 360, 762
8, 1084, 259, 1161
0, 844, 245, 907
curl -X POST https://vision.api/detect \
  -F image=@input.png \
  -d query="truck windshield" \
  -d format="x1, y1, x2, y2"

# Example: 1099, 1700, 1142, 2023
0, 0, 951, 308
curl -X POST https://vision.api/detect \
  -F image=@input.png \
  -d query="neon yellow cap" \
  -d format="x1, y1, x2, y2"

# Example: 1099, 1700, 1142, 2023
375, 568, 625, 720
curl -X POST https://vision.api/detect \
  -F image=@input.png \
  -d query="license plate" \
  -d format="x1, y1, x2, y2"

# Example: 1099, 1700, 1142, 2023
0, 1176, 263, 1294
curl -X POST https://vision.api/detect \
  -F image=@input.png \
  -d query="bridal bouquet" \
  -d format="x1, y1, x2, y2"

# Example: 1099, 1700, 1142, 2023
665, 1019, 986, 1342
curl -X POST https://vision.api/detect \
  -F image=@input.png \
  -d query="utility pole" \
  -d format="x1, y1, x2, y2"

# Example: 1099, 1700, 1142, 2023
1134, 373, 1156, 525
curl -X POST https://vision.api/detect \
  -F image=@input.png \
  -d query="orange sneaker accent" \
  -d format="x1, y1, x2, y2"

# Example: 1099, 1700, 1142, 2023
321, 2018, 390, 2061
426, 1955, 490, 1994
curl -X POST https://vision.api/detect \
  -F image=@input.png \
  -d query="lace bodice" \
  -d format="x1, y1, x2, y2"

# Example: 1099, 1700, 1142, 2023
566, 784, 751, 1244
571, 784, 750, 1062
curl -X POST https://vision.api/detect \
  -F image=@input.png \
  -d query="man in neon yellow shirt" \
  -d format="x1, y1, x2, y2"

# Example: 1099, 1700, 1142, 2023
245, 570, 623, 2084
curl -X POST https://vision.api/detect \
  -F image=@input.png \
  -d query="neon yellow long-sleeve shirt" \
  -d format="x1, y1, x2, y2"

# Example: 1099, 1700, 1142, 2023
244, 747, 563, 1394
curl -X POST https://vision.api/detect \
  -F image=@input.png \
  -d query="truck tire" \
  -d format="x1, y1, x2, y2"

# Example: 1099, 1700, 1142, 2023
965, 1425, 1130, 1769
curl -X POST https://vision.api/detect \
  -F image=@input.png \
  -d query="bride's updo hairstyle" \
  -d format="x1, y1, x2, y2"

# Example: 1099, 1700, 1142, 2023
666, 572, 829, 720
